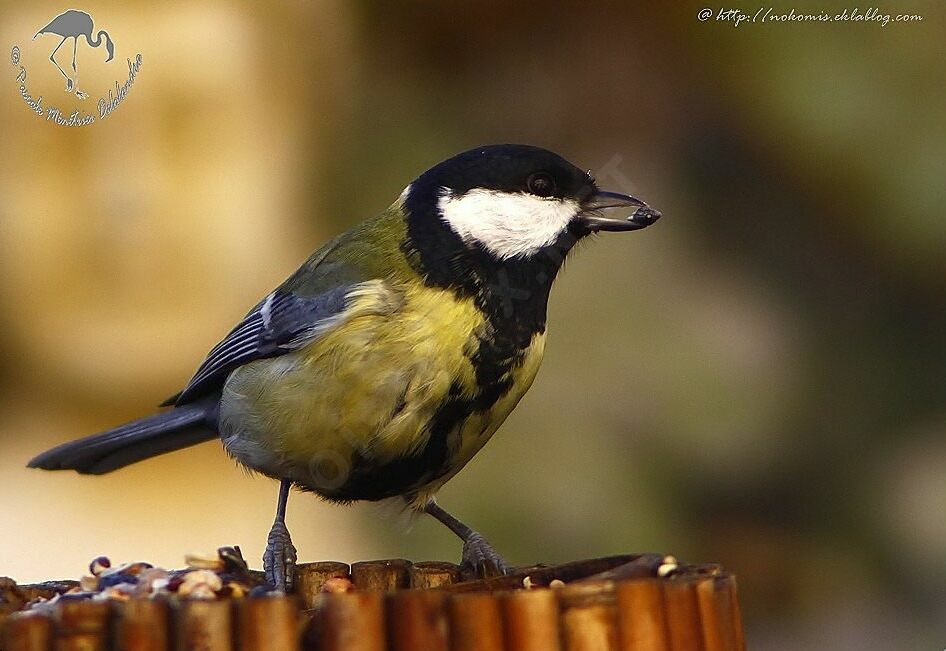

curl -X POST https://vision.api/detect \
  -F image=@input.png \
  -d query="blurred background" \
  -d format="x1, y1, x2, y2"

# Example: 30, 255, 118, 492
1, 1, 944, 648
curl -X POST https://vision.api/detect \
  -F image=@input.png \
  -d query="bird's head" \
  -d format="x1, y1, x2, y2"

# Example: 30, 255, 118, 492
402, 144, 660, 266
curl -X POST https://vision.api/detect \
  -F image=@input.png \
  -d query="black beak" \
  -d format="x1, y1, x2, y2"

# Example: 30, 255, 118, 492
579, 190, 662, 232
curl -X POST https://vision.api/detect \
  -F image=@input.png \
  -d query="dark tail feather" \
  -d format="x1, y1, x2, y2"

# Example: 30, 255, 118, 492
28, 399, 218, 475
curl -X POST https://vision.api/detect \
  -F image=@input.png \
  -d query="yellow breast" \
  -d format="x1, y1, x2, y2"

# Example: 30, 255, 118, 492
219, 280, 547, 501
219, 283, 474, 482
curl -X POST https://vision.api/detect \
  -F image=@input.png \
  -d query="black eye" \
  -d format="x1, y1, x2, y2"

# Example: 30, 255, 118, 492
527, 172, 556, 197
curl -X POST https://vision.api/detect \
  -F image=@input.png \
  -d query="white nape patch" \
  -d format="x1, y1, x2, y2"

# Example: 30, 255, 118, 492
437, 188, 579, 259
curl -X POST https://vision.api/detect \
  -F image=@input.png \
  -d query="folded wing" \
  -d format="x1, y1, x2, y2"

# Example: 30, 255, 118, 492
166, 285, 353, 405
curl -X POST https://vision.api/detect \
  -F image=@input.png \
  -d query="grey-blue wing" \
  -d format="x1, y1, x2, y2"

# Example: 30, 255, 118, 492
162, 207, 407, 407
166, 285, 352, 405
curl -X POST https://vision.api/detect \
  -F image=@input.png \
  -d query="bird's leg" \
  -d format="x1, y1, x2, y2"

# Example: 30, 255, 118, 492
262, 479, 297, 591
48, 37, 71, 90
70, 37, 87, 99
424, 500, 512, 578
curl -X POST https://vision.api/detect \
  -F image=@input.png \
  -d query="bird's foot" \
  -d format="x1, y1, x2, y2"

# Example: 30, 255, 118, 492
65, 78, 74, 92
262, 520, 297, 592
461, 531, 512, 579
74, 89, 88, 100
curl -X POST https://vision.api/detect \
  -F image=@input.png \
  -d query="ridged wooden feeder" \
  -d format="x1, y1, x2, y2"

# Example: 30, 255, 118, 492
1, 553, 745, 650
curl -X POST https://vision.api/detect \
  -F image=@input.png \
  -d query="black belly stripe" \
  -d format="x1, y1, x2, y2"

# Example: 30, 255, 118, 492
320, 331, 530, 502
324, 388, 473, 501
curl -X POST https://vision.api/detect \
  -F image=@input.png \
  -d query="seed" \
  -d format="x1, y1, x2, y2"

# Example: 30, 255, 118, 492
185, 552, 225, 572
89, 556, 111, 576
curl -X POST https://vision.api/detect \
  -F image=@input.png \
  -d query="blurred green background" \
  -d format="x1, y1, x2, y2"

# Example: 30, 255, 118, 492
1, 1, 944, 648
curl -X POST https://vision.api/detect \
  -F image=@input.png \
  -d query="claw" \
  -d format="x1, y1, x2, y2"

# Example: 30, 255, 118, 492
263, 520, 297, 592
461, 531, 512, 579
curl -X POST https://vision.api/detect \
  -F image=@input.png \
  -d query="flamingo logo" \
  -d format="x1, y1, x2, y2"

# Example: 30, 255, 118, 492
33, 9, 114, 100
10, 9, 142, 127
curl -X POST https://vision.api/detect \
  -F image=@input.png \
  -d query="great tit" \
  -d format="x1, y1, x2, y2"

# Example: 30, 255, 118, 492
29, 144, 660, 590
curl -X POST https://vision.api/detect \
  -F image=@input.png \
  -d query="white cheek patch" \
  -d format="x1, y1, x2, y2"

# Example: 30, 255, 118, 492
437, 188, 579, 259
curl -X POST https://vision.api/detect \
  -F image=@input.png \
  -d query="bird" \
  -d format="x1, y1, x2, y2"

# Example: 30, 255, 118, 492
33, 9, 114, 100
29, 144, 661, 591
